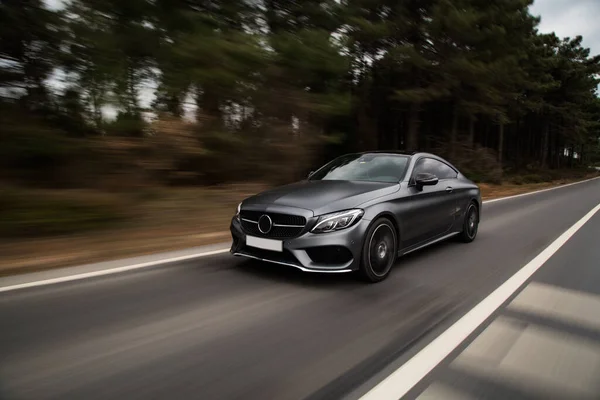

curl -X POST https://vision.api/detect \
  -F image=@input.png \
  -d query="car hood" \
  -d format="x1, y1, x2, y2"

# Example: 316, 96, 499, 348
243, 180, 399, 216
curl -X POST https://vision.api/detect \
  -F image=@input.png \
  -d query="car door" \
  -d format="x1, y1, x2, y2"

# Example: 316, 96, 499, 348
402, 157, 459, 247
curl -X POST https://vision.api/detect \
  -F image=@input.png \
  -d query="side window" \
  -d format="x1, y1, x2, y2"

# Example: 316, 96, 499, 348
435, 161, 458, 179
413, 158, 436, 176
413, 158, 457, 180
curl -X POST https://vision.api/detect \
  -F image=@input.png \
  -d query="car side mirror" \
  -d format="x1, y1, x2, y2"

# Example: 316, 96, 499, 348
414, 172, 439, 189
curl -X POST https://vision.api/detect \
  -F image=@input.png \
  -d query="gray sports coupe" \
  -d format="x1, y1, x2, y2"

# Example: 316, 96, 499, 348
230, 151, 481, 282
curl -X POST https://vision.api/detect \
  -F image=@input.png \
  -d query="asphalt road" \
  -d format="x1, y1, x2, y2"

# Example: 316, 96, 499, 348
1, 178, 600, 400
406, 201, 600, 400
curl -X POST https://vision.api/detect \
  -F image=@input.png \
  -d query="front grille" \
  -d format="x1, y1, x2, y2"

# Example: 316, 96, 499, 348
241, 222, 303, 239
240, 211, 306, 239
240, 211, 306, 226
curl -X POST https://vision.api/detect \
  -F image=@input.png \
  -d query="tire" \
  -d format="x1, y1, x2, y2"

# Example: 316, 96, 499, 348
459, 202, 479, 243
359, 218, 398, 283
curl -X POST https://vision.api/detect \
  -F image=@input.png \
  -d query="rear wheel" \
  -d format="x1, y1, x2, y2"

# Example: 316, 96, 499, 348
359, 218, 397, 283
459, 202, 479, 243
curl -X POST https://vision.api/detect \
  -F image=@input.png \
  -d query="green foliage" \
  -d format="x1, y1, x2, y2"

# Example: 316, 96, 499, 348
0, 111, 78, 184
105, 112, 147, 137
431, 141, 504, 184
1, 0, 599, 190
0, 0, 62, 102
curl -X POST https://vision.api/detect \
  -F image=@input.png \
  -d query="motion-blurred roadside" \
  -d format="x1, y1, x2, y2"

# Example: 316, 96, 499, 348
1, 0, 599, 273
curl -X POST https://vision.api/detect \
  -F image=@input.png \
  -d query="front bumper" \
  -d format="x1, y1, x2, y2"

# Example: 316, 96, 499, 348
230, 216, 369, 273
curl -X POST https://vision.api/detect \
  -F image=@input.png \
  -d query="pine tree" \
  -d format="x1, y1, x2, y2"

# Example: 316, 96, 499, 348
0, 0, 61, 108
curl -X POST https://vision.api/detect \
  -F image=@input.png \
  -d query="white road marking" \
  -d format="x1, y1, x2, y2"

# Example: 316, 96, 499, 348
0, 175, 598, 293
451, 316, 524, 365
0, 249, 229, 293
482, 175, 600, 204
358, 202, 600, 400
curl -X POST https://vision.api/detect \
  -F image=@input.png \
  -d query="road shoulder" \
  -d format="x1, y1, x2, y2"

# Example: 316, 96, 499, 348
0, 242, 230, 293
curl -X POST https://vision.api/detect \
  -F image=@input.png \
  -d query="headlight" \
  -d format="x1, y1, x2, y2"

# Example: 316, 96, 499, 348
311, 209, 364, 233
235, 202, 242, 220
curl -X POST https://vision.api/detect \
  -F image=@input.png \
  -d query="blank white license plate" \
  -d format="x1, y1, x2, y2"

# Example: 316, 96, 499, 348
246, 236, 283, 252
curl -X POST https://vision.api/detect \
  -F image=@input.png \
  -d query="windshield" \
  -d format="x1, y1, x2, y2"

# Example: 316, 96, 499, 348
309, 154, 410, 183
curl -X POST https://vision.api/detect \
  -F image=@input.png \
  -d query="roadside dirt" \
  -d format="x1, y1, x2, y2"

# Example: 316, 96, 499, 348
1, 176, 597, 276
479, 179, 592, 200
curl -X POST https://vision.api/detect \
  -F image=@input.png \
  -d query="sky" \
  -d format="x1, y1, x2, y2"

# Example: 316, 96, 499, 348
530, 0, 600, 56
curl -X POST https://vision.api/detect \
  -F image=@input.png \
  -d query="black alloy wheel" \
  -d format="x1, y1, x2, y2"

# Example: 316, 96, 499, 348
459, 202, 479, 243
359, 218, 397, 282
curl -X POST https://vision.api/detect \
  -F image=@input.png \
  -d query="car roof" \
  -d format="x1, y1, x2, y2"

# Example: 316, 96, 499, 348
356, 151, 460, 171
357, 150, 447, 159
357, 150, 418, 156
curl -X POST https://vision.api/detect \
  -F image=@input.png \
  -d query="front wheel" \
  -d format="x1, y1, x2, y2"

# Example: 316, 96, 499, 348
359, 218, 397, 283
459, 202, 479, 243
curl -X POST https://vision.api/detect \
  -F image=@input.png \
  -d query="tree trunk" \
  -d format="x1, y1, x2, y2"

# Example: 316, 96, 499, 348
127, 66, 138, 115
391, 114, 398, 149
483, 123, 488, 148
515, 118, 520, 167
498, 122, 504, 166
357, 104, 377, 151
91, 85, 102, 128
398, 114, 404, 150
406, 103, 420, 151
528, 118, 534, 162
531, 118, 536, 161
450, 106, 458, 161
569, 146, 575, 167
468, 115, 475, 148
198, 84, 222, 126
541, 122, 549, 167
554, 135, 561, 169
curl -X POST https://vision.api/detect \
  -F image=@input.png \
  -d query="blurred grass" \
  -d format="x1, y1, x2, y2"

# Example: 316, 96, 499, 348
0, 183, 268, 238
505, 168, 592, 185
0, 183, 268, 275
0, 188, 128, 237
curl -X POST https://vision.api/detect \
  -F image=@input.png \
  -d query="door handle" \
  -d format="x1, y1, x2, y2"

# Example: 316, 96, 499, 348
445, 186, 453, 193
